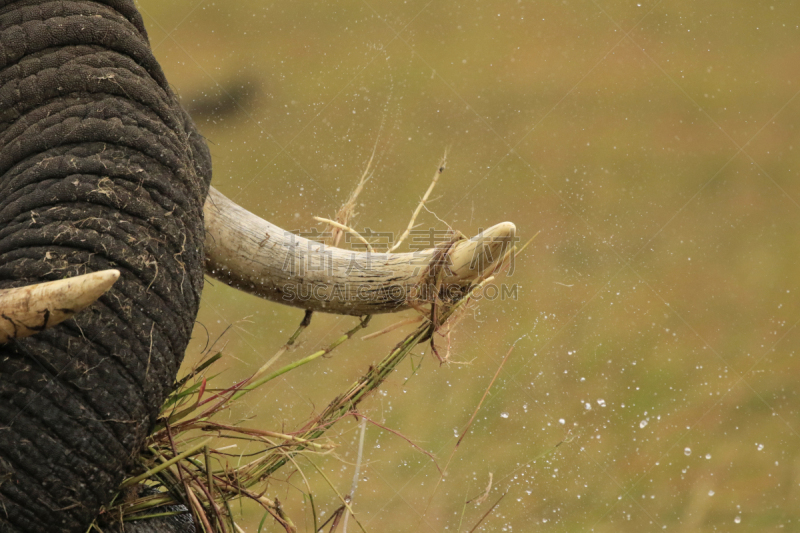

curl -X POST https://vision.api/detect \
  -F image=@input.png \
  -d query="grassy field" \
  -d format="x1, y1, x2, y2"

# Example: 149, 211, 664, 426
137, 1, 800, 531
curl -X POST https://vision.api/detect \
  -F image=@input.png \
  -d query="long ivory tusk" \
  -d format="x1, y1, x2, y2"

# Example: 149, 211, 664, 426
203, 187, 516, 315
0, 270, 120, 343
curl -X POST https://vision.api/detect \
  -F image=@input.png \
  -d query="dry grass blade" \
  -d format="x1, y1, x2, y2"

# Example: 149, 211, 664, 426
341, 416, 367, 533
324, 141, 376, 247
250, 309, 313, 382
466, 493, 507, 533
390, 151, 447, 252
189, 421, 335, 451
468, 473, 493, 505
360, 316, 425, 341
313, 216, 375, 253
418, 335, 525, 527
355, 414, 440, 472
302, 459, 368, 533
457, 344, 516, 448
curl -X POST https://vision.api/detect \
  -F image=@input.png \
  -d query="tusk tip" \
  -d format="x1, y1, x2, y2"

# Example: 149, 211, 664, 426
445, 221, 517, 283
480, 221, 516, 242
88, 269, 121, 294
58, 269, 121, 311
0, 269, 122, 344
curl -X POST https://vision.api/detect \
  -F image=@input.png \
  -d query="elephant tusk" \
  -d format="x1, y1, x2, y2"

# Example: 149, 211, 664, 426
203, 186, 516, 315
0, 270, 121, 344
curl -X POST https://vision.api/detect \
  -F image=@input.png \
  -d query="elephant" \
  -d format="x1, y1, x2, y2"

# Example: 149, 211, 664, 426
0, 1, 514, 532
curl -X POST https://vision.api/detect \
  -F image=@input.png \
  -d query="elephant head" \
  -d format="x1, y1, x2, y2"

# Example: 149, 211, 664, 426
0, 1, 514, 531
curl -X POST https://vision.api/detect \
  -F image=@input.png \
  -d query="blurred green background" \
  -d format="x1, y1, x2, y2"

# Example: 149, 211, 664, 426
136, 1, 800, 531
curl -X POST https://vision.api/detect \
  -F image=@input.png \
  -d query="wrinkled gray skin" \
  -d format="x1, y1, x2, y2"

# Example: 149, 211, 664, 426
0, 1, 210, 531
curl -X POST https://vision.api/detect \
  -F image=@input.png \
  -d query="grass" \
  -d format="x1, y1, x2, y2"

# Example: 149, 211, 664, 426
92, 272, 509, 533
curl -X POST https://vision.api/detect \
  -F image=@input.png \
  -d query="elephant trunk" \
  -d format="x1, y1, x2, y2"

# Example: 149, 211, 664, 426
0, 1, 211, 531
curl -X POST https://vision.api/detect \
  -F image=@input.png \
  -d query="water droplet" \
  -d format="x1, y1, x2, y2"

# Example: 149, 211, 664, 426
639, 420, 648, 429
708, 490, 715, 496
558, 418, 566, 425
757, 443, 764, 451
500, 412, 509, 419
734, 516, 742, 524
705, 453, 712, 460
684, 447, 692, 456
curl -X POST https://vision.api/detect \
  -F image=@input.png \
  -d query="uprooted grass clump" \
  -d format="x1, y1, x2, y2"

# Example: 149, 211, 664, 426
91, 152, 526, 533
94, 271, 508, 532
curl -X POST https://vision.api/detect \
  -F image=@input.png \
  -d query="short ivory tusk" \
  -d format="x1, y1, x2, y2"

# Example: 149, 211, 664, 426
0, 270, 120, 343
204, 187, 516, 315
